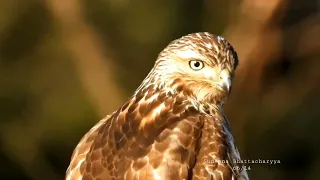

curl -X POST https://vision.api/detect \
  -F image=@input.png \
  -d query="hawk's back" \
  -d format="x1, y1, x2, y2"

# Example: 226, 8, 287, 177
66, 88, 247, 180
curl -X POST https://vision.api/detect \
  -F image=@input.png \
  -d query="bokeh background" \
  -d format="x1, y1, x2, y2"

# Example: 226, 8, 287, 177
0, 0, 319, 179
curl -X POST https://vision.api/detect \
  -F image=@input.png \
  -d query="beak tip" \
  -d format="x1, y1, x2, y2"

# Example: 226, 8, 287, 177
218, 77, 231, 92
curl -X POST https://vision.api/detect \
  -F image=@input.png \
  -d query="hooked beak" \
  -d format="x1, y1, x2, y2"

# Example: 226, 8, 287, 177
217, 72, 231, 93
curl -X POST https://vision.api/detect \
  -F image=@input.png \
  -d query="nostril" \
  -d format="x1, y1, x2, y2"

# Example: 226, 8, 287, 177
219, 76, 223, 80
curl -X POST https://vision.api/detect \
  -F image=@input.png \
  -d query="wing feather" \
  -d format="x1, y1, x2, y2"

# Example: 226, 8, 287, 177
66, 92, 205, 180
66, 114, 113, 180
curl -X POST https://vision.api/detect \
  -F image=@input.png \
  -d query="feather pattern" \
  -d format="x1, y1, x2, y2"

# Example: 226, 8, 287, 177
66, 32, 248, 180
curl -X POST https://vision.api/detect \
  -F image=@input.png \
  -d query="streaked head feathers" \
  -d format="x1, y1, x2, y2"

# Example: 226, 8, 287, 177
136, 32, 239, 105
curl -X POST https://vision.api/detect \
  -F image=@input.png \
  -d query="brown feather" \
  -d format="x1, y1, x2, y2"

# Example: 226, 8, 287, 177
66, 32, 248, 180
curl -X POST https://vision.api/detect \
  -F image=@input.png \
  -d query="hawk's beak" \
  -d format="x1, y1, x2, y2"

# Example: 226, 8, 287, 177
218, 73, 231, 92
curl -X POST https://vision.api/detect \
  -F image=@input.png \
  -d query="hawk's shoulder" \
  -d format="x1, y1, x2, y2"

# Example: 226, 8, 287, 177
66, 113, 113, 180
66, 89, 206, 180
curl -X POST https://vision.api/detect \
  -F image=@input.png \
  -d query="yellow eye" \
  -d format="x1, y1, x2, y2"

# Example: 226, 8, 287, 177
189, 60, 204, 70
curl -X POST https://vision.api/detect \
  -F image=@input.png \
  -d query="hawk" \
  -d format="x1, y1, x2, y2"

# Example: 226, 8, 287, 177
66, 32, 249, 180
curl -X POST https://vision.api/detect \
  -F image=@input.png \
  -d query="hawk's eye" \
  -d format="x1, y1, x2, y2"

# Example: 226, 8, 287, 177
189, 60, 204, 71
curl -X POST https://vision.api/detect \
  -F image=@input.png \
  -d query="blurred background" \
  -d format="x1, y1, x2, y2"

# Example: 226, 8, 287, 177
0, 0, 319, 179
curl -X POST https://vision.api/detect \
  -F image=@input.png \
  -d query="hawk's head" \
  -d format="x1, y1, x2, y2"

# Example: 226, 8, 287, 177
137, 32, 238, 105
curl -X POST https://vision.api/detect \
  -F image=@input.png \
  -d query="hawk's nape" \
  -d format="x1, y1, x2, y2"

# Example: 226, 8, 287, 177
66, 32, 249, 180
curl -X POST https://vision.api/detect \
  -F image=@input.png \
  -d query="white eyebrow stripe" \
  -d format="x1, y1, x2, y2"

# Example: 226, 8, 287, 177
174, 50, 204, 60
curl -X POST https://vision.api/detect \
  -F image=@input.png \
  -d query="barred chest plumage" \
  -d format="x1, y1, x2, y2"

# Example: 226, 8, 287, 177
92, 86, 242, 180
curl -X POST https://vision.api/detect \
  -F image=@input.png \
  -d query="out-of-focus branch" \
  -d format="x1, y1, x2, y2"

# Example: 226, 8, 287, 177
223, 0, 287, 146
45, 0, 125, 116
261, 14, 320, 118
224, 0, 320, 148
224, 0, 287, 93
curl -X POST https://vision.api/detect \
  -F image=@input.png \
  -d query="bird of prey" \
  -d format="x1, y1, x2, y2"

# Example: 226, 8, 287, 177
66, 32, 249, 180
